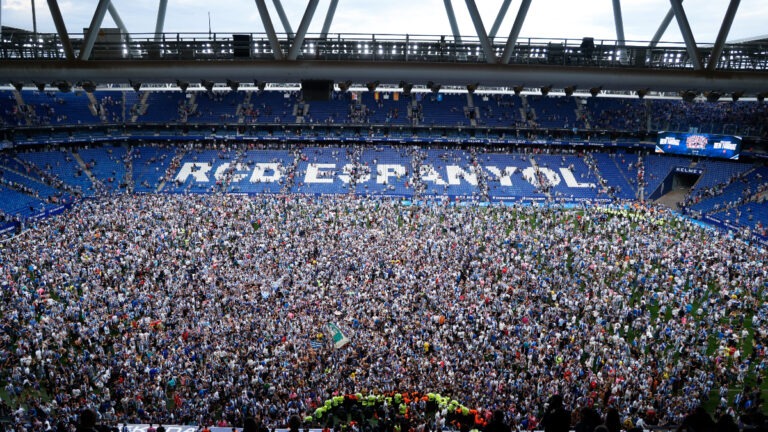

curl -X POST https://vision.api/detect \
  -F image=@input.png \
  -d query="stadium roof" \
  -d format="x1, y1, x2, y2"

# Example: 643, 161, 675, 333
1, 1, 767, 95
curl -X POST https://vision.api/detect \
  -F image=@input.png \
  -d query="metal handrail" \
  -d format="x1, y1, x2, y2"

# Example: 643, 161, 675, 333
1, 32, 766, 71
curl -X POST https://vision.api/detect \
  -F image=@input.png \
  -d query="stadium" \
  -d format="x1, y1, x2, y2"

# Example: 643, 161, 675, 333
0, 1, 767, 431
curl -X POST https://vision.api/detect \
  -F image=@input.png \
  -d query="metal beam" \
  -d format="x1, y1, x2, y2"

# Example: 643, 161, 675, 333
612, 0, 626, 63
612, 0, 625, 46
443, 0, 462, 44
255, 0, 284, 60
46, 0, 75, 60
107, 3, 132, 44
286, 0, 320, 60
79, 0, 111, 60
154, 0, 168, 42
707, 0, 741, 71
501, 0, 532, 64
488, 0, 513, 40
669, 0, 702, 70
650, 8, 674, 48
465, 0, 496, 64
31, 0, 38, 58
5, 60, 768, 94
320, 0, 339, 39
272, 0, 294, 38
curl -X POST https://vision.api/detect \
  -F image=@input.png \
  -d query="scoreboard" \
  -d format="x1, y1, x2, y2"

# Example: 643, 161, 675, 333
656, 132, 741, 160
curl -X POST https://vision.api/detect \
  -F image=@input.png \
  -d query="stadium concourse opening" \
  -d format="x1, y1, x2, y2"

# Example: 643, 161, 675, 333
649, 168, 702, 210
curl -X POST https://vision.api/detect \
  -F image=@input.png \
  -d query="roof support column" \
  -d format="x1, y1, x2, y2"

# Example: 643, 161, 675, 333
255, 0, 285, 60
320, 0, 339, 39
612, 0, 626, 62
488, 0, 513, 40
501, 0, 532, 64
272, 0, 294, 38
669, 0, 703, 70
649, 8, 674, 48
31, 0, 38, 57
287, 0, 320, 60
707, 0, 741, 71
107, 2, 132, 45
464, 0, 496, 63
46, 0, 75, 60
154, 0, 168, 42
79, 0, 111, 60
443, 0, 462, 43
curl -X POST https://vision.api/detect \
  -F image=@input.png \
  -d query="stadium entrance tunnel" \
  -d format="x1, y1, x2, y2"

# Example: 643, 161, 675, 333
649, 167, 702, 206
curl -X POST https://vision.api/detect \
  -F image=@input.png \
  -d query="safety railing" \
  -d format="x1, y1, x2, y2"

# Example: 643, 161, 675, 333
1, 31, 767, 70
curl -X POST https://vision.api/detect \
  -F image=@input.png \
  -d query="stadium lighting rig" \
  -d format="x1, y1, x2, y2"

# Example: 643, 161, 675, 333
705, 91, 722, 103
226, 79, 240, 92
33, 81, 46, 92
466, 83, 479, 94
589, 86, 601, 97
201, 80, 215, 92
337, 80, 352, 92
731, 91, 743, 102
426, 81, 441, 94
680, 90, 698, 102
129, 80, 142, 92
636, 89, 648, 99
398, 81, 413, 96
176, 80, 190, 92
80, 81, 97, 93
540, 85, 552, 96
366, 81, 380, 92
513, 85, 524, 96
564, 85, 577, 97
11, 81, 24, 92
54, 81, 72, 92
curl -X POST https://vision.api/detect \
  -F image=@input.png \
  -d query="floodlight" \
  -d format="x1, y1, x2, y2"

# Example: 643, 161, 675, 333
399, 82, 413, 96
680, 90, 697, 102
366, 81, 379, 92
201, 80, 215, 93
80, 81, 97, 93
176, 80, 190, 92
55, 81, 72, 92
705, 91, 721, 103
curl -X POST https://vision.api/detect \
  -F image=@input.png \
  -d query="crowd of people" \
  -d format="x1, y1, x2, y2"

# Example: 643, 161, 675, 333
0, 193, 765, 431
